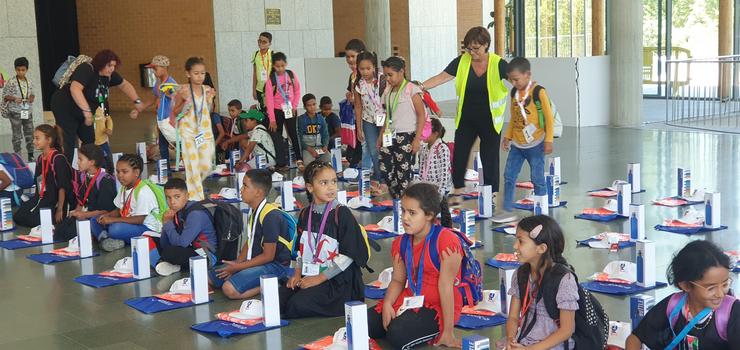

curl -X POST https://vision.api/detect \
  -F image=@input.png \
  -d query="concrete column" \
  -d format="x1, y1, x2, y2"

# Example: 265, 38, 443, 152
494, 0, 506, 56
591, 0, 605, 56
719, 0, 733, 99
365, 0, 392, 59
608, 0, 643, 126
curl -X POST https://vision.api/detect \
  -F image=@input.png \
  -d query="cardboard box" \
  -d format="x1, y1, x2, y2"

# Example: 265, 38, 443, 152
629, 204, 645, 240
393, 199, 404, 234
131, 236, 151, 279
236, 171, 246, 193
636, 240, 655, 288
677, 168, 691, 198
189, 256, 209, 304
136, 142, 147, 163
157, 159, 168, 184
462, 335, 490, 350
478, 185, 493, 218
548, 156, 561, 178
229, 149, 241, 172
499, 268, 515, 316
462, 210, 475, 237
533, 195, 549, 216
1, 198, 14, 231
547, 175, 561, 207
281, 181, 295, 211
331, 148, 343, 173
617, 182, 632, 216
345, 301, 369, 350
261, 275, 281, 327
337, 190, 348, 206
630, 294, 655, 330
256, 154, 267, 170
40, 208, 53, 244
360, 169, 371, 199
628, 163, 641, 193
76, 220, 93, 258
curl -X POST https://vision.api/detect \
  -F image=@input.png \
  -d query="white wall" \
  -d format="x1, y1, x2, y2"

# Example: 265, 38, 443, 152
578, 56, 611, 127
212, 0, 335, 112
0, 0, 43, 136
408, 0, 458, 101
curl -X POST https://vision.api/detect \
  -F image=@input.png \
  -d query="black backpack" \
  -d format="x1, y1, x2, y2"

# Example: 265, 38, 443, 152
517, 263, 609, 350
180, 200, 243, 261
254, 124, 289, 168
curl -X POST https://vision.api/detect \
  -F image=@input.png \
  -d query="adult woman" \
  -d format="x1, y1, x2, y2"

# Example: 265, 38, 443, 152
421, 27, 509, 196
51, 49, 144, 161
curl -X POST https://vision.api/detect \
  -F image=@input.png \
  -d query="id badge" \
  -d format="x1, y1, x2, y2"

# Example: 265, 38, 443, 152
20, 110, 29, 120
282, 103, 293, 119
260, 70, 268, 81
398, 295, 424, 314
194, 132, 206, 148
382, 132, 393, 148
375, 113, 386, 127
315, 148, 325, 155
522, 124, 536, 144
686, 335, 699, 350
302, 262, 320, 276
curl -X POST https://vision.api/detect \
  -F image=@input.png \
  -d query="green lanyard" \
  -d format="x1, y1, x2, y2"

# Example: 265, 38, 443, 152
385, 79, 408, 129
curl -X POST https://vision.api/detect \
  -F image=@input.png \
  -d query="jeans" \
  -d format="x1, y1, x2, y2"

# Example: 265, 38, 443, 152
361, 120, 382, 181
209, 261, 291, 294
99, 142, 113, 173
503, 142, 546, 212
90, 217, 149, 243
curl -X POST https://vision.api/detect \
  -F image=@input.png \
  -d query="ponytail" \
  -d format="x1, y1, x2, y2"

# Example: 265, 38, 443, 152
35, 124, 65, 154
439, 195, 452, 228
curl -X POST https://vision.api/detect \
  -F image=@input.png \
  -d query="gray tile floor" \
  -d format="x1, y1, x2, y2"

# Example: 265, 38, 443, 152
1, 112, 739, 349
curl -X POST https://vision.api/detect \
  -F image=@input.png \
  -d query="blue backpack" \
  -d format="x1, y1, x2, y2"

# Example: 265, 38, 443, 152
400, 225, 484, 307
0, 152, 34, 189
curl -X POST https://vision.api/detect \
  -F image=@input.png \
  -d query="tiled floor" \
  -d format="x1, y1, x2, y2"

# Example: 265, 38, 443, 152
1, 112, 739, 349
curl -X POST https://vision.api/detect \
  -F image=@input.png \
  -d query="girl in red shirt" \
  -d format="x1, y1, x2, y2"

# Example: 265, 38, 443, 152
368, 182, 463, 348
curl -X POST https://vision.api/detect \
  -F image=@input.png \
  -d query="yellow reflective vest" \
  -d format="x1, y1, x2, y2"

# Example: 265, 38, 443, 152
454, 52, 509, 133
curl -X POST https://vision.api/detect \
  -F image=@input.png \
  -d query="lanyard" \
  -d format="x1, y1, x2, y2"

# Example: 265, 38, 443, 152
665, 294, 712, 350
16, 77, 28, 100
515, 81, 533, 124
385, 79, 408, 127
405, 230, 433, 296
38, 150, 56, 200
190, 84, 205, 124
120, 180, 141, 217
362, 78, 382, 109
421, 141, 444, 180
306, 201, 334, 263
518, 274, 543, 328
274, 72, 291, 103
259, 50, 271, 75
246, 199, 267, 261
77, 168, 101, 207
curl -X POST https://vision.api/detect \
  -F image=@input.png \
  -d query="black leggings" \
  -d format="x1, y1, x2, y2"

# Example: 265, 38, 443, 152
160, 245, 198, 267
272, 109, 302, 161
452, 112, 501, 191
368, 306, 440, 349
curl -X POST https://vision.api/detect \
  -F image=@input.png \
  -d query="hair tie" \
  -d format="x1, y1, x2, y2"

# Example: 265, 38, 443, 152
529, 225, 543, 239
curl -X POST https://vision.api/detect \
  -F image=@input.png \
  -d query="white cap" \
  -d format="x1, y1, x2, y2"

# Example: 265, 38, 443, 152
29, 225, 43, 238
607, 180, 628, 191
169, 277, 192, 294
475, 289, 500, 313
112, 257, 134, 274
325, 327, 348, 350
607, 321, 632, 348
62, 236, 80, 253
376, 267, 393, 290
685, 188, 706, 202
600, 261, 636, 283
229, 299, 264, 320
602, 199, 618, 212
464, 169, 479, 181
213, 164, 227, 173
343, 168, 359, 180
218, 188, 239, 200
271, 172, 284, 183
348, 196, 372, 209
293, 176, 305, 187
376, 216, 394, 233
677, 207, 704, 225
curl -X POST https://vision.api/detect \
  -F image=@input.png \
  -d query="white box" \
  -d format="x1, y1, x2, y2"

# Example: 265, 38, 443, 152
261, 275, 281, 327
677, 168, 691, 198
630, 294, 655, 330
473, 151, 482, 172
616, 182, 632, 216
157, 159, 168, 184
533, 195, 548, 216
499, 268, 515, 315
136, 142, 147, 163
337, 190, 348, 206
636, 240, 656, 288
629, 204, 645, 240
189, 256, 209, 304
462, 210, 475, 237
359, 169, 371, 199
345, 301, 369, 350
229, 149, 241, 172
1, 198, 13, 231
281, 181, 295, 211
478, 185, 493, 218
628, 163, 641, 193
131, 236, 151, 279
256, 154, 267, 170
39, 208, 53, 244
463, 335, 490, 350
334, 137, 342, 149
547, 175, 561, 207
288, 143, 297, 168
236, 171, 246, 193
76, 220, 93, 258
331, 148, 343, 173
547, 156, 561, 178
72, 148, 79, 170
704, 192, 721, 228
393, 199, 404, 234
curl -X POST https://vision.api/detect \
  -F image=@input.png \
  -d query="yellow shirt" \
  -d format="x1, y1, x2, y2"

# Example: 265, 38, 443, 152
504, 84, 554, 146
94, 109, 113, 145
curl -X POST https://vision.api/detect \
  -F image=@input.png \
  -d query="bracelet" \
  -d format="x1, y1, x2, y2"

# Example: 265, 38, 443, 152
82, 108, 92, 113
133, 98, 142, 105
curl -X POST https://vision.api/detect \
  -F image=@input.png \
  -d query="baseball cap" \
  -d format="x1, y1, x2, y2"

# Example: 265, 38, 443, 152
292, 175, 305, 187
239, 109, 265, 122
326, 327, 348, 350
677, 207, 704, 225
145, 55, 170, 68
169, 277, 192, 294
62, 236, 80, 253
218, 188, 239, 200
229, 299, 264, 320
342, 168, 359, 180
607, 321, 631, 349
602, 199, 618, 212
112, 257, 134, 274
475, 289, 499, 313
607, 180, 628, 192
373, 267, 393, 290
599, 261, 636, 283
464, 169, 479, 182
348, 196, 372, 209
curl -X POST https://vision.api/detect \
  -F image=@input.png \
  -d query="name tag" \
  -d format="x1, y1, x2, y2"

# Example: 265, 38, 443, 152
302, 262, 320, 276
260, 70, 268, 81
194, 132, 206, 148
398, 295, 424, 314
20, 110, 30, 120
315, 148, 325, 155
375, 113, 386, 127
382, 132, 393, 148
523, 124, 536, 144
282, 103, 293, 119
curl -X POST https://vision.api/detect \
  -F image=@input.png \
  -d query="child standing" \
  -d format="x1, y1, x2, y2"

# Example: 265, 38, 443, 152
418, 118, 452, 198
264, 52, 301, 160
503, 215, 578, 350
494, 57, 555, 224
236, 110, 276, 168
378, 56, 426, 199
13, 125, 73, 227
368, 183, 462, 349
141, 55, 177, 169
343, 39, 366, 168
320, 96, 341, 150
2, 57, 35, 161
279, 160, 370, 318
297, 94, 330, 163
94, 154, 163, 252
169, 57, 216, 200
92, 98, 113, 171
353, 51, 385, 189
210, 169, 294, 299
252, 32, 273, 109
626, 240, 740, 350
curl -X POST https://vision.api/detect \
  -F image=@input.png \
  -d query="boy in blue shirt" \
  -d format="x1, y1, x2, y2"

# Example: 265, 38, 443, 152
297, 93, 329, 163
153, 178, 217, 276
210, 169, 293, 299
141, 55, 177, 171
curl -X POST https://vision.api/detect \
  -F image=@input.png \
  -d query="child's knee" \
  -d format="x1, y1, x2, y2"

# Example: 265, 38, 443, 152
222, 281, 241, 299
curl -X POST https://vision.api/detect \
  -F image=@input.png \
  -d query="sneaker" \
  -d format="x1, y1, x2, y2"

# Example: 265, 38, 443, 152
100, 238, 125, 252
492, 211, 518, 224
97, 230, 109, 241
155, 261, 182, 276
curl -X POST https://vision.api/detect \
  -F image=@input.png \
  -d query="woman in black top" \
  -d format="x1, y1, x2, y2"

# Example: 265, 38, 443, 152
50, 50, 145, 161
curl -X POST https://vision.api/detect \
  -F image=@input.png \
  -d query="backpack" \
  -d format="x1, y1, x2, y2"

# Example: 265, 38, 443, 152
256, 203, 298, 258
400, 225, 483, 307
71, 168, 114, 205
510, 85, 563, 138
181, 199, 243, 261
517, 263, 609, 350
129, 179, 168, 222
270, 70, 295, 97
254, 124, 289, 168
665, 292, 736, 343
53, 55, 93, 88
339, 98, 357, 148
0, 152, 34, 189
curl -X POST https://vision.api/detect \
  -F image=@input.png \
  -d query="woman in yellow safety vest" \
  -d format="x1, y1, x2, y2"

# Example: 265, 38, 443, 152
420, 26, 509, 198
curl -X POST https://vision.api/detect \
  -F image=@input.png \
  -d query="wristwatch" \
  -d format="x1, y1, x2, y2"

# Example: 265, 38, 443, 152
133, 98, 142, 105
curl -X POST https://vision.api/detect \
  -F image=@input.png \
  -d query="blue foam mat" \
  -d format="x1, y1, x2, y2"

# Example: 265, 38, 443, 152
514, 201, 568, 211
74, 274, 150, 288
125, 296, 211, 314
581, 281, 668, 296
484, 258, 521, 269
654, 225, 728, 235
574, 213, 623, 222
576, 239, 637, 250
0, 239, 61, 250
365, 286, 387, 300
455, 314, 507, 329
366, 231, 398, 241
191, 319, 289, 338
27, 252, 100, 264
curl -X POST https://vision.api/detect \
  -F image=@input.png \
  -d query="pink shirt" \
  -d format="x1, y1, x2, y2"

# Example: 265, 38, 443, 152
264, 71, 301, 123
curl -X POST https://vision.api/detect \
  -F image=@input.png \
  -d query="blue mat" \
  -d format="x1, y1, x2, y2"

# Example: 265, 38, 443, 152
366, 231, 398, 241
492, 226, 516, 235
27, 252, 100, 264
732, 265, 739, 273
574, 213, 623, 222
514, 201, 568, 211
353, 205, 392, 212
456, 314, 507, 329
588, 188, 645, 195
485, 258, 521, 269
581, 281, 668, 296
365, 286, 387, 300
125, 296, 211, 314
0, 239, 61, 250
576, 238, 636, 250
654, 225, 728, 235
74, 274, 148, 288
191, 319, 289, 338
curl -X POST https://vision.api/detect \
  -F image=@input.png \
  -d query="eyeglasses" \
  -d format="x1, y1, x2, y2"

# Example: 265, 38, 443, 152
465, 45, 484, 52
257, 39, 269, 44
690, 277, 733, 294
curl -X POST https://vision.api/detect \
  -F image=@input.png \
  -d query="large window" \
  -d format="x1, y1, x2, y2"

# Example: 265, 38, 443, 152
517, 0, 593, 57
